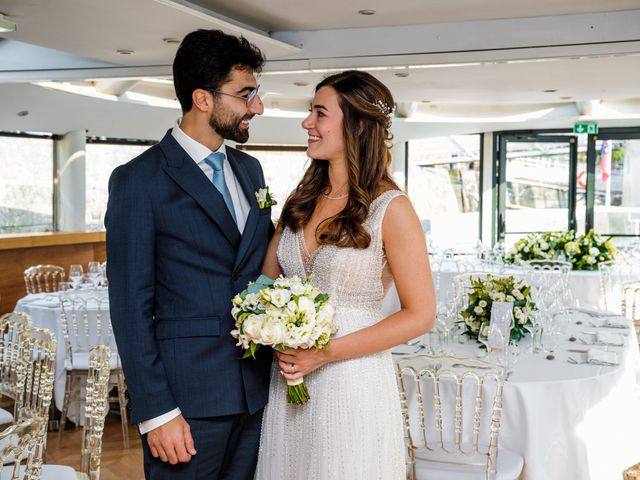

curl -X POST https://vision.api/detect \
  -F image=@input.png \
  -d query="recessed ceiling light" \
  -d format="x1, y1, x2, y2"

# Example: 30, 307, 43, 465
116, 49, 134, 55
395, 72, 409, 78
543, 89, 557, 93
162, 37, 181, 44
421, 100, 431, 103
17, 110, 28, 117
560, 96, 572, 100
293, 81, 309, 87
358, 9, 376, 15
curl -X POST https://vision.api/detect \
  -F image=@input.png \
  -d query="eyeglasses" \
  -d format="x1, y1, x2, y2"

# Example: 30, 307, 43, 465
202, 85, 261, 107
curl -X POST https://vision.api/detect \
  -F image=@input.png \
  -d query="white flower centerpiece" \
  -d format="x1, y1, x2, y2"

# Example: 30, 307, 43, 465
231, 275, 336, 404
504, 229, 616, 270
459, 275, 536, 344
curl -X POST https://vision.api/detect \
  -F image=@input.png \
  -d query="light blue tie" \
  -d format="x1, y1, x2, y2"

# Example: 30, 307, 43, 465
204, 152, 237, 223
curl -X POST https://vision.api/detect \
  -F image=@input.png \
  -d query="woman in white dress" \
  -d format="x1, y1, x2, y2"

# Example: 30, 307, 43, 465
256, 70, 436, 480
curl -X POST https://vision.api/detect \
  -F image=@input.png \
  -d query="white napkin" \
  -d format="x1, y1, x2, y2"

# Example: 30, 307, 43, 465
587, 348, 619, 365
590, 316, 629, 328
596, 331, 625, 346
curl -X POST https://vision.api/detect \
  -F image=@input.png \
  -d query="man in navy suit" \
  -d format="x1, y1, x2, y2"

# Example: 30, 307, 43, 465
105, 29, 273, 479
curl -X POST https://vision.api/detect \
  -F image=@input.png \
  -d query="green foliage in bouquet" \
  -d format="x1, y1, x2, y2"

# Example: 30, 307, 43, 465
504, 229, 616, 270
459, 275, 536, 344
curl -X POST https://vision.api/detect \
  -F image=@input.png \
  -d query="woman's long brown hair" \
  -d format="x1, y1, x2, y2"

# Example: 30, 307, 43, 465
280, 70, 400, 249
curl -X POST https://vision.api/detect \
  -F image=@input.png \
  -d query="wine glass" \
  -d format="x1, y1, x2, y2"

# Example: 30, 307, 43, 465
68, 264, 83, 289
88, 261, 103, 287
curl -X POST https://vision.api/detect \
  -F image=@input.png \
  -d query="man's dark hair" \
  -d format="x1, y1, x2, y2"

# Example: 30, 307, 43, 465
173, 29, 265, 112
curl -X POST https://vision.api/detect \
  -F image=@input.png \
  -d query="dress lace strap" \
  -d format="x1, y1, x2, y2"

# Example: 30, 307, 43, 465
368, 190, 406, 235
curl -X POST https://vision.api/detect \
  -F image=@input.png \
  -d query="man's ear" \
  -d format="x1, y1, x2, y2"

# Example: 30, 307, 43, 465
192, 89, 211, 113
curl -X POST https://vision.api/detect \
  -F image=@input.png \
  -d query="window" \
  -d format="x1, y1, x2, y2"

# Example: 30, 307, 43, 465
0, 134, 54, 233
85, 142, 151, 230
593, 138, 640, 235
407, 135, 481, 250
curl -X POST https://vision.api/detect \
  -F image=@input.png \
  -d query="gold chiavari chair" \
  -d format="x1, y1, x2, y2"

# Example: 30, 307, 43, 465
80, 345, 112, 480
58, 292, 129, 448
23, 265, 66, 294
0, 417, 77, 480
0, 312, 32, 426
19, 327, 56, 423
395, 354, 523, 480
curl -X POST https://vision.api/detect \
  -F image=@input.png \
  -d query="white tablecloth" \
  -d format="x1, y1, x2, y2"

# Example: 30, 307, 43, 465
14, 290, 115, 412
394, 313, 640, 480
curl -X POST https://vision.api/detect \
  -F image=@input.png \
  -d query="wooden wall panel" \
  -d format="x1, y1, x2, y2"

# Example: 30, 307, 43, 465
0, 233, 106, 314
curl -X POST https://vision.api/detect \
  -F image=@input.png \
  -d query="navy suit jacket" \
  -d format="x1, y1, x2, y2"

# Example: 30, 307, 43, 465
105, 130, 273, 424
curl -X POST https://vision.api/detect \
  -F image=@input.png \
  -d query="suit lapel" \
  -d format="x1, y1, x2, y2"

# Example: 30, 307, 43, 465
159, 132, 241, 247
227, 149, 260, 268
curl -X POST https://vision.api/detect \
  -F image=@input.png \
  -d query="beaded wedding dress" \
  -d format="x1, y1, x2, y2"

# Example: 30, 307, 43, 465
255, 190, 406, 480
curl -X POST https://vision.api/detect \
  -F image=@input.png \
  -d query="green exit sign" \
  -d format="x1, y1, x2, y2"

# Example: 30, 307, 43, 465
573, 122, 598, 134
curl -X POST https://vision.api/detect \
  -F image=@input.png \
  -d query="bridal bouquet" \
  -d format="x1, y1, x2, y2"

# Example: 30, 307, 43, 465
230, 275, 336, 405
459, 275, 536, 344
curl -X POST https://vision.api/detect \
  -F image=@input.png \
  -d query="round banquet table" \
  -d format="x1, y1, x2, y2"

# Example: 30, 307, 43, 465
393, 311, 640, 480
14, 289, 115, 414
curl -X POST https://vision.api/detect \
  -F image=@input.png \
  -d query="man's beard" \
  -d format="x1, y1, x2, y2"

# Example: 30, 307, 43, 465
209, 108, 252, 144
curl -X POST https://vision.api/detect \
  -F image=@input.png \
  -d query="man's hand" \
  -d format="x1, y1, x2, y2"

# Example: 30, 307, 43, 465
147, 415, 197, 464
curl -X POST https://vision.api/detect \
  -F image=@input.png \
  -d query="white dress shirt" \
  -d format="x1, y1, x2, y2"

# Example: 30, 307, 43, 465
138, 123, 250, 434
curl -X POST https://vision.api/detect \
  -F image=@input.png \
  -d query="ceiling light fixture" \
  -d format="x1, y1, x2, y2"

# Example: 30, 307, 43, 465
395, 72, 409, 78
162, 37, 182, 44
17, 110, 28, 117
358, 9, 376, 15
293, 81, 309, 87
543, 89, 557, 93
0, 13, 16, 32
116, 49, 134, 55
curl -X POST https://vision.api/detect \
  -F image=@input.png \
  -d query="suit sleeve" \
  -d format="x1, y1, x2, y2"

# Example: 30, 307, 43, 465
105, 165, 178, 423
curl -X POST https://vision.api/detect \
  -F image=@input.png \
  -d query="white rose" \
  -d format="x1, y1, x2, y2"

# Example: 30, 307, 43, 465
474, 306, 484, 315
297, 296, 316, 318
270, 288, 292, 308
479, 300, 487, 308
586, 255, 596, 264
317, 303, 336, 328
506, 295, 515, 302
242, 314, 264, 341
497, 292, 506, 302
524, 246, 530, 253
260, 320, 287, 345
589, 247, 599, 256
540, 241, 549, 251
290, 283, 306, 296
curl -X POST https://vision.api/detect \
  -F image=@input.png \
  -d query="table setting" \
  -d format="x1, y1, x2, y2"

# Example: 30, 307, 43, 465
391, 269, 640, 479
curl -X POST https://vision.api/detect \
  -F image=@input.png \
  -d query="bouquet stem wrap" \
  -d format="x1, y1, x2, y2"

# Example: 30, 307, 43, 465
285, 377, 309, 404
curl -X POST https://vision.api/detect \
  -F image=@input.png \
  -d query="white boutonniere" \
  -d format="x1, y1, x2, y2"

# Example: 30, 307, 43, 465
255, 187, 277, 208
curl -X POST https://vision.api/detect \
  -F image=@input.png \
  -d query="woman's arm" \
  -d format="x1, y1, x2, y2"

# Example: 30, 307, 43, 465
278, 195, 435, 379
262, 223, 284, 279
